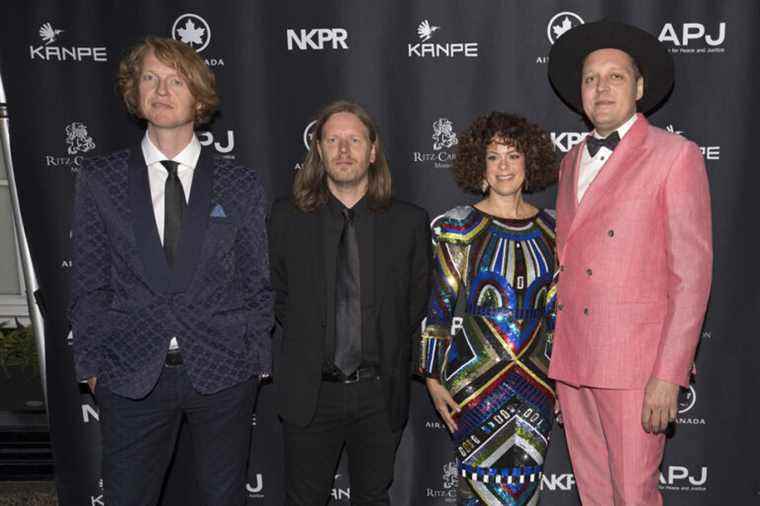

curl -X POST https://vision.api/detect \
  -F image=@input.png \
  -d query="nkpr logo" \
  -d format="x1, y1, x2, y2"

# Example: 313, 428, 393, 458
659, 22, 726, 54
551, 131, 589, 153
412, 118, 458, 168
287, 28, 349, 51
541, 473, 576, 491
45, 122, 97, 172
172, 13, 224, 66
408, 20, 479, 58
660, 466, 708, 492
547, 12, 584, 44
29, 22, 108, 62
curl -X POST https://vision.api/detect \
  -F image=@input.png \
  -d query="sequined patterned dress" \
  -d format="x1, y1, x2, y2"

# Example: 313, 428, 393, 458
420, 205, 557, 505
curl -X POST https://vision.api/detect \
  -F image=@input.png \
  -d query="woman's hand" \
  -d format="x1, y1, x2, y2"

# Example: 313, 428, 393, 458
425, 377, 460, 432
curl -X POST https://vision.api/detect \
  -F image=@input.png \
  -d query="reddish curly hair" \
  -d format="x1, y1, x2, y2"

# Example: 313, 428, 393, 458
453, 112, 557, 194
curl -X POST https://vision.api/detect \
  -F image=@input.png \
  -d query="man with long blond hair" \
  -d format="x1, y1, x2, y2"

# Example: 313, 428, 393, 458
69, 36, 272, 505
269, 100, 430, 505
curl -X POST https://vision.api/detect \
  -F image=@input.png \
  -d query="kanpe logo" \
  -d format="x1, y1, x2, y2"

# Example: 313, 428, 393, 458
408, 20, 479, 58
286, 28, 349, 51
664, 124, 721, 160
29, 22, 108, 62
659, 22, 726, 54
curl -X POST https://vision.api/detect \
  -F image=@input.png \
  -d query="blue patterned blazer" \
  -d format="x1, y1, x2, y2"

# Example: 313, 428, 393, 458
69, 146, 272, 398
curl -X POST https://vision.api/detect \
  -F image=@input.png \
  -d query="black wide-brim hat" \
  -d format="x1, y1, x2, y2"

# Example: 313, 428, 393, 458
548, 20, 674, 115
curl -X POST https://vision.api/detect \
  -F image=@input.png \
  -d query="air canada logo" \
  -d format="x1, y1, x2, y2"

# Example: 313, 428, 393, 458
413, 118, 458, 169
547, 12, 584, 44
408, 20, 478, 58
66, 122, 96, 155
678, 385, 696, 414
29, 22, 108, 62
172, 14, 211, 52
303, 120, 318, 150
432, 119, 458, 151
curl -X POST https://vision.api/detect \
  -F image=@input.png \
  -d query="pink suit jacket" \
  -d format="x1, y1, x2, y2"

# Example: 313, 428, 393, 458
548, 114, 712, 389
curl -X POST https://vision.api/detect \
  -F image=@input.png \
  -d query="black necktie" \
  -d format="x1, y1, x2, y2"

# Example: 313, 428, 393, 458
586, 131, 620, 157
161, 160, 186, 268
334, 208, 362, 376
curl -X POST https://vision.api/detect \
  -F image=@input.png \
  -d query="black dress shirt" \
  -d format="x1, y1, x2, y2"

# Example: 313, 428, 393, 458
322, 193, 378, 370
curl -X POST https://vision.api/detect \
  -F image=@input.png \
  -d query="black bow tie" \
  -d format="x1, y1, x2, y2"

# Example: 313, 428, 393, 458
586, 131, 620, 157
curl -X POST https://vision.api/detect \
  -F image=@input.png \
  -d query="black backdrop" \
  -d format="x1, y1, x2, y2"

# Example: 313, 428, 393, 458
1, 1, 758, 504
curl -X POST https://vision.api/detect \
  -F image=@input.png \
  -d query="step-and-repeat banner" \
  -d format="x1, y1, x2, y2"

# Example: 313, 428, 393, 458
1, 1, 757, 504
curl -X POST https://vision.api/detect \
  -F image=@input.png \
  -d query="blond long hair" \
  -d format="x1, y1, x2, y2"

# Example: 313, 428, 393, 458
293, 101, 392, 212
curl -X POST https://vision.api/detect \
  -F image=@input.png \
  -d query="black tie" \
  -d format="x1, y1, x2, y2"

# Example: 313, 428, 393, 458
586, 131, 620, 157
334, 208, 362, 376
161, 160, 186, 268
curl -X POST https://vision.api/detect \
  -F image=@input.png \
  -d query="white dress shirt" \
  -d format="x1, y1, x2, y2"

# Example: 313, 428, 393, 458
577, 114, 638, 203
140, 132, 202, 350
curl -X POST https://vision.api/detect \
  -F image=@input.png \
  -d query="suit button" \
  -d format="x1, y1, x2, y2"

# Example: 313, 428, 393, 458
586, 268, 592, 276
558, 303, 564, 311
560, 265, 565, 272
608, 229, 615, 237
583, 307, 589, 315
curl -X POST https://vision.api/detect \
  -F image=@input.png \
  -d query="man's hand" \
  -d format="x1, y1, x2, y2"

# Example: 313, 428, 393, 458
87, 376, 97, 394
425, 377, 460, 432
642, 377, 679, 433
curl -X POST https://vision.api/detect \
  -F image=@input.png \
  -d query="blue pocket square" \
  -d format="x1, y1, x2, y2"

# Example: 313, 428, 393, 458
210, 204, 227, 218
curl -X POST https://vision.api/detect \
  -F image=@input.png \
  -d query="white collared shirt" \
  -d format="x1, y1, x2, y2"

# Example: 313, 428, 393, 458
577, 114, 638, 203
140, 131, 201, 350
141, 132, 201, 243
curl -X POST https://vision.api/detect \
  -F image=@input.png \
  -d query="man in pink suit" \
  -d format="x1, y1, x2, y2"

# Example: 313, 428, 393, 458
546, 21, 712, 505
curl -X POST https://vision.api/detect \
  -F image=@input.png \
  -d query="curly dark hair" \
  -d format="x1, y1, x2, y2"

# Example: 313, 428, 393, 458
453, 112, 558, 194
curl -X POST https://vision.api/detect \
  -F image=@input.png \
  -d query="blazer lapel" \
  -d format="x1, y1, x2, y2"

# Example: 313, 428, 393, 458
169, 149, 213, 293
373, 207, 392, 312
566, 114, 650, 244
129, 146, 171, 293
309, 208, 326, 327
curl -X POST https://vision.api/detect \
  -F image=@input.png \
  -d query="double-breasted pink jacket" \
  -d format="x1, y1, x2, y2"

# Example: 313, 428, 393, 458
548, 114, 712, 389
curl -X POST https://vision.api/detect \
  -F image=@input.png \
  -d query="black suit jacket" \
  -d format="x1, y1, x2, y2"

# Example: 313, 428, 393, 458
268, 197, 430, 430
69, 147, 272, 398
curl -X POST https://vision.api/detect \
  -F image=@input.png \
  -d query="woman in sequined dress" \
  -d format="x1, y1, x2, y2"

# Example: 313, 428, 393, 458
419, 112, 559, 505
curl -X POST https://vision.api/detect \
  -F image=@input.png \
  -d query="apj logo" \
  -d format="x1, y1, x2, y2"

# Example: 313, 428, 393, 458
659, 465, 708, 492
246, 474, 264, 498
286, 28, 349, 51
547, 12, 584, 45
29, 22, 108, 62
408, 20, 479, 58
172, 14, 211, 52
412, 118, 458, 168
659, 22, 726, 54
198, 129, 235, 156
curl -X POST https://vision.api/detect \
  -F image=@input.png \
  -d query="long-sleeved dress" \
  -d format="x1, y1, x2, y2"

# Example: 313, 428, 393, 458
419, 205, 557, 505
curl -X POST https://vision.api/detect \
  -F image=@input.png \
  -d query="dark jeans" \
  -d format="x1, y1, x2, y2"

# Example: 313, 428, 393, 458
283, 377, 402, 506
97, 365, 257, 506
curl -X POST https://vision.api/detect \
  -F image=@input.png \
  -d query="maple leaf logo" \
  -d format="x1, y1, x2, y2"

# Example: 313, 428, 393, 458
552, 17, 573, 39
177, 19, 205, 47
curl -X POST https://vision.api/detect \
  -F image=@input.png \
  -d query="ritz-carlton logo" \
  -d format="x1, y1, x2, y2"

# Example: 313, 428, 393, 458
408, 20, 479, 58
29, 22, 108, 62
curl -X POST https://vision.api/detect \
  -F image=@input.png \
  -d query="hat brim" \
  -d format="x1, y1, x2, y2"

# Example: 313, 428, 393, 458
548, 20, 674, 115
